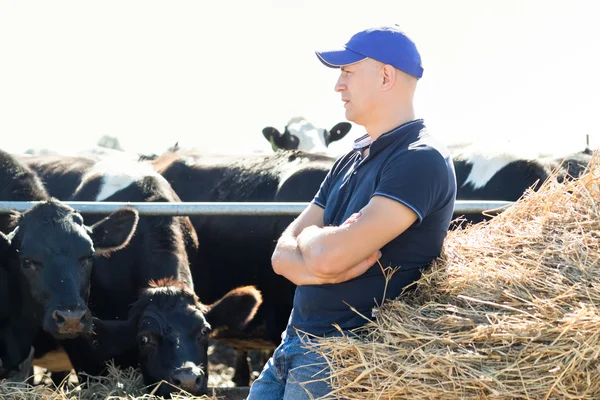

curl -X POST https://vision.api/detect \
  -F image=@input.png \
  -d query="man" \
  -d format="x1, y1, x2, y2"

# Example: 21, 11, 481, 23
247, 25, 457, 399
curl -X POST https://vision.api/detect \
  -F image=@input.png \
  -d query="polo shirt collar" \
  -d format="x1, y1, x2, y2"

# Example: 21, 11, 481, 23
352, 119, 424, 153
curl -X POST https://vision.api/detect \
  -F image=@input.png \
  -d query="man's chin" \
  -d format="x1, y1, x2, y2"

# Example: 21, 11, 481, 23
344, 111, 358, 124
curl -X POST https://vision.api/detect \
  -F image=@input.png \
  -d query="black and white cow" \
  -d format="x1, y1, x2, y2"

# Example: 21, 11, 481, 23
541, 148, 593, 184
0, 149, 138, 381
20, 154, 97, 200
27, 155, 262, 396
148, 148, 338, 385
262, 116, 352, 152
66, 157, 200, 323
452, 146, 593, 225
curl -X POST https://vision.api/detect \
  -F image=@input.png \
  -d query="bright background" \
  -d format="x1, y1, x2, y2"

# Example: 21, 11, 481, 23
1, 0, 598, 158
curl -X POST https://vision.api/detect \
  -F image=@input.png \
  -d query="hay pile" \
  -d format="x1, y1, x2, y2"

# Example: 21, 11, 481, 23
0, 362, 217, 399
309, 154, 600, 399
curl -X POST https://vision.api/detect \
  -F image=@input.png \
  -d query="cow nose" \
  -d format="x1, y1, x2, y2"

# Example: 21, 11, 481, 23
52, 308, 89, 333
171, 367, 206, 393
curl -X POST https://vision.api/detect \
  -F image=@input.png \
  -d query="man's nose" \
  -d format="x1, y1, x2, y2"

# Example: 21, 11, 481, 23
335, 75, 346, 92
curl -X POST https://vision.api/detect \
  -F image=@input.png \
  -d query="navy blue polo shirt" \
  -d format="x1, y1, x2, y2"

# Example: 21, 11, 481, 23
288, 119, 457, 336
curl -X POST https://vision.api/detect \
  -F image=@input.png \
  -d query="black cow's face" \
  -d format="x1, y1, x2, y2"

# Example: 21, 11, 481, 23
137, 296, 211, 396
90, 279, 262, 397
9, 200, 138, 339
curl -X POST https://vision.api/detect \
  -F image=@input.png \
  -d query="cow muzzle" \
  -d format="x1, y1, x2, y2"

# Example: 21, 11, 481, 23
169, 365, 207, 395
47, 306, 92, 338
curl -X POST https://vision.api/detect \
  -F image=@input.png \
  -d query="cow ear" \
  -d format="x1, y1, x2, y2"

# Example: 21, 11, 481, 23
206, 286, 262, 331
89, 208, 139, 255
326, 122, 352, 144
262, 127, 283, 151
262, 127, 281, 141
88, 318, 138, 358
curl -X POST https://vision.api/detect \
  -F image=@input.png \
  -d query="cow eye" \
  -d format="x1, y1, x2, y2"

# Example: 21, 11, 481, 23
197, 326, 210, 339
138, 335, 150, 346
138, 333, 158, 349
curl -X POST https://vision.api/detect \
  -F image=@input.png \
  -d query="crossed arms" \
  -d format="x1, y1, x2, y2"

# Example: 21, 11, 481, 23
271, 195, 418, 286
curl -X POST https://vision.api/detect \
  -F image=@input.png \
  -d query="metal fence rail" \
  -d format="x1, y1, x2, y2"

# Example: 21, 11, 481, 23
0, 200, 514, 216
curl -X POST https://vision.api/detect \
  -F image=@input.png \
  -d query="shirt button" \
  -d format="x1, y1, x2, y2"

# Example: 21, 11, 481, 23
353, 171, 357, 175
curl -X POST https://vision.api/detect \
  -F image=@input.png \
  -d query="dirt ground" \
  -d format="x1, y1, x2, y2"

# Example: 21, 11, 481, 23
207, 340, 266, 388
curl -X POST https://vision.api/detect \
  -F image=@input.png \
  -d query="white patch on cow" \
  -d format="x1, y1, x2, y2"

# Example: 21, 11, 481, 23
286, 117, 328, 153
81, 158, 162, 201
455, 143, 540, 190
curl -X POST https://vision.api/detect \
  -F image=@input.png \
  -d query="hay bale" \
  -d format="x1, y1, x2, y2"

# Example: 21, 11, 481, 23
308, 152, 600, 399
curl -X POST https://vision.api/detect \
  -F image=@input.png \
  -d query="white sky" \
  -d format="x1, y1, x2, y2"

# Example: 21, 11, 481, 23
1, 0, 599, 157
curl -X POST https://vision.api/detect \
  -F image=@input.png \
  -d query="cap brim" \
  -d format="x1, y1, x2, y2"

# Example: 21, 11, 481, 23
315, 48, 367, 68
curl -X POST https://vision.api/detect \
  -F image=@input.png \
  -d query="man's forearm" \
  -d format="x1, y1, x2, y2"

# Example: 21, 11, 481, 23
271, 233, 305, 276
272, 232, 335, 286
273, 221, 380, 285
296, 225, 349, 275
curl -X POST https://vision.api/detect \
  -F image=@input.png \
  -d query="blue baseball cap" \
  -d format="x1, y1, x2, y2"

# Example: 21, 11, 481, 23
315, 25, 423, 79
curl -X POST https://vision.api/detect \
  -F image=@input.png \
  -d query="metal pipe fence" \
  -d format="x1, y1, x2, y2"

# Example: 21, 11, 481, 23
0, 200, 514, 216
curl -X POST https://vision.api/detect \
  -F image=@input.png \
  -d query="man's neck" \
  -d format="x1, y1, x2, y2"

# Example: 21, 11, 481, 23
365, 109, 416, 141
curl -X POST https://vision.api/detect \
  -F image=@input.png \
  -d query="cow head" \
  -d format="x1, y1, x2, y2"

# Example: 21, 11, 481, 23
263, 117, 352, 152
89, 278, 262, 397
7, 199, 138, 339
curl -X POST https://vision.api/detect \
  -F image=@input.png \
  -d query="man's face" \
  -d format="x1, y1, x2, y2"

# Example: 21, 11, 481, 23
334, 59, 383, 126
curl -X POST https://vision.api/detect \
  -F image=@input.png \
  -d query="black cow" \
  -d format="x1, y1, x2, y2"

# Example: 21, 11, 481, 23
262, 116, 352, 152
27, 155, 262, 396
30, 157, 198, 372
0, 149, 138, 381
88, 278, 262, 397
0, 231, 36, 383
147, 149, 337, 385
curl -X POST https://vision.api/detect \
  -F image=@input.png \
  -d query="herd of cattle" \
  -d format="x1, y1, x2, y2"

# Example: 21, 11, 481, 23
0, 117, 594, 397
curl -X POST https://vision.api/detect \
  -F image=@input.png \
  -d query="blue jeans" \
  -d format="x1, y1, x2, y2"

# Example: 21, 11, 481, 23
246, 328, 340, 400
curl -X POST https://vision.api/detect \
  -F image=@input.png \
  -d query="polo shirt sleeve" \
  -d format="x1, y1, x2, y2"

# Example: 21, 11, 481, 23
373, 149, 451, 224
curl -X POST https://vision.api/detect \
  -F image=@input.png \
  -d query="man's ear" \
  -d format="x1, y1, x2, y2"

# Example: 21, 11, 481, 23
381, 64, 396, 89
